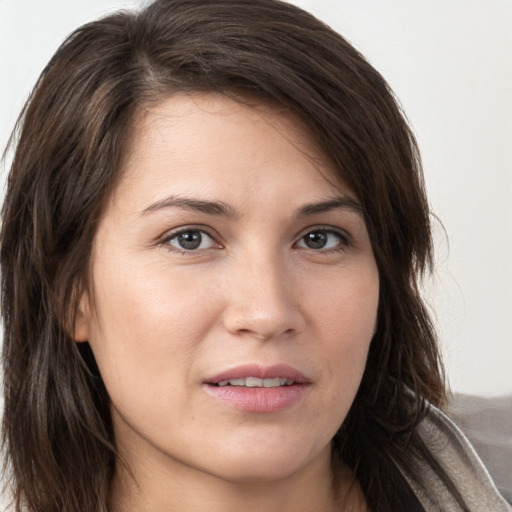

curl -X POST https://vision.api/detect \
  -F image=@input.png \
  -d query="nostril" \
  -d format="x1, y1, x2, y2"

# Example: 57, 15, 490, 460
253, 332, 270, 341
222, 296, 306, 340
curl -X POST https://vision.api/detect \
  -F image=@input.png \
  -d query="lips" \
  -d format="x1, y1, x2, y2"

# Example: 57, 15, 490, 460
217, 377, 294, 387
205, 364, 310, 386
203, 364, 311, 413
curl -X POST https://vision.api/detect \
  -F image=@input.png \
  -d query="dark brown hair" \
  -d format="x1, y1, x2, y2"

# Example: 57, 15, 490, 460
2, 1, 459, 510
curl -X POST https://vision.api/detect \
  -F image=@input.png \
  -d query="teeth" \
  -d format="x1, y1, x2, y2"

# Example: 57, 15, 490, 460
217, 377, 294, 387
226, 378, 245, 386
262, 377, 281, 387
246, 377, 263, 387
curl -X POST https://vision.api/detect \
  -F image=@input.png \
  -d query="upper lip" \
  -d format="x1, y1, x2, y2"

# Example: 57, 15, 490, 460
204, 364, 310, 385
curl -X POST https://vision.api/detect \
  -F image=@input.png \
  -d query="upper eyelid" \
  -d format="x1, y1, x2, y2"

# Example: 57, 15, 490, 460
158, 224, 351, 248
160, 225, 219, 242
158, 226, 222, 253
293, 227, 353, 254
159, 227, 222, 256
294, 225, 351, 242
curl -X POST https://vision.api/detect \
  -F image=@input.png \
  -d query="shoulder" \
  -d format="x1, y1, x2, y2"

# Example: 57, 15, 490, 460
409, 403, 512, 512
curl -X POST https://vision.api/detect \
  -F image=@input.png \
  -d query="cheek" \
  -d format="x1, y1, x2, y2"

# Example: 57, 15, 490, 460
313, 265, 379, 342
85, 261, 223, 400
310, 268, 379, 397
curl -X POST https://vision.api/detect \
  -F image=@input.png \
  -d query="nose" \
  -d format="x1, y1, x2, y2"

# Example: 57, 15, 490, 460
221, 252, 306, 341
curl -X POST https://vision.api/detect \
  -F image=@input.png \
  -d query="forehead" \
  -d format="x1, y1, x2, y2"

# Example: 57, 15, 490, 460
130, 92, 330, 165
111, 92, 354, 212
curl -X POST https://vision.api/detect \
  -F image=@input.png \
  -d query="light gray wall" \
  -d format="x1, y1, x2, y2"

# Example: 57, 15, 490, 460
1, 0, 511, 396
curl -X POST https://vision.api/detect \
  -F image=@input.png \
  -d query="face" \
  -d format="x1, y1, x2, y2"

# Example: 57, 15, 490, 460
76, 93, 379, 487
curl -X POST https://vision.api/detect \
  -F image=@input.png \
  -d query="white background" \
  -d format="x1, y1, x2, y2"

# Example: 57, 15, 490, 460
1, 0, 511, 397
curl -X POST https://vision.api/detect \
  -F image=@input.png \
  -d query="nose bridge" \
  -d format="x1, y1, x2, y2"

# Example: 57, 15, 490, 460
223, 244, 303, 339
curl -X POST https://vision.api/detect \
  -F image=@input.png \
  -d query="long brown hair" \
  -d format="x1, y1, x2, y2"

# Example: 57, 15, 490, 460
2, 1, 458, 510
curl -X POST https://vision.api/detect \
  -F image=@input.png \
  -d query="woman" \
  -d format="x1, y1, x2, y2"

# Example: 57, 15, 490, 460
1, 1, 509, 511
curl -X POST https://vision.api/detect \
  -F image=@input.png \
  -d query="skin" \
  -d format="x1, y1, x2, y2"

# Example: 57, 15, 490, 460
75, 92, 378, 512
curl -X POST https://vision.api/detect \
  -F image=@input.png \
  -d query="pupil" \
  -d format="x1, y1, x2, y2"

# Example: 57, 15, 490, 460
178, 231, 202, 250
305, 231, 327, 249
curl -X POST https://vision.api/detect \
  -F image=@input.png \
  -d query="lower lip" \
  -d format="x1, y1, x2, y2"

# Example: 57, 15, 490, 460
203, 384, 309, 413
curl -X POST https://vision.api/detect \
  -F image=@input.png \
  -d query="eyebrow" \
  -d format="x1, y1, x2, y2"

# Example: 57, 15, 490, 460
141, 195, 239, 218
296, 196, 363, 217
141, 194, 363, 218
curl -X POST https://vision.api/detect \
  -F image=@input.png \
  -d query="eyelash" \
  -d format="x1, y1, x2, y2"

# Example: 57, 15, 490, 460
295, 226, 351, 253
160, 225, 351, 255
160, 226, 221, 254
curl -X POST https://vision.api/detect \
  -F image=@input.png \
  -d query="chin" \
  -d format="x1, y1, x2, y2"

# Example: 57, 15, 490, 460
211, 459, 308, 484
201, 436, 332, 484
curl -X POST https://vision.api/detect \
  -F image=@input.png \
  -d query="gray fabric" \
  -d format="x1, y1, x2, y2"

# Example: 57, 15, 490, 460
407, 403, 512, 511
448, 394, 512, 505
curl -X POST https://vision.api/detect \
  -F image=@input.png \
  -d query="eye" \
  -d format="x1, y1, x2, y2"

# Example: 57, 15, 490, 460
164, 229, 218, 252
295, 228, 348, 251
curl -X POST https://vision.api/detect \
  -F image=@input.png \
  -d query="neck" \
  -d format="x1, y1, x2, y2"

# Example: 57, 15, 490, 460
109, 448, 366, 512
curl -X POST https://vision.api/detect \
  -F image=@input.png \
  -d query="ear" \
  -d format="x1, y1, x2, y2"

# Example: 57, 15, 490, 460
74, 291, 91, 342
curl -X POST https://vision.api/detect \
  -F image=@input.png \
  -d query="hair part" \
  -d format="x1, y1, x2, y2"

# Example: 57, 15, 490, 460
2, 1, 455, 510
